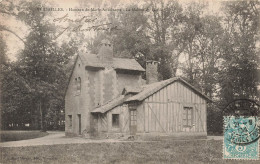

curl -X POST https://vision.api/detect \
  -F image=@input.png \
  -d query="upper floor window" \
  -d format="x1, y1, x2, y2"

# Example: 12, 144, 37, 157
75, 77, 81, 95
77, 77, 81, 93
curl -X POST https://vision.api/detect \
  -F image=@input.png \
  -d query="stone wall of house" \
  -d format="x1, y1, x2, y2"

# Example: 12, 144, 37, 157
102, 68, 116, 103
65, 61, 142, 136
116, 73, 142, 94
65, 57, 89, 136
65, 57, 143, 136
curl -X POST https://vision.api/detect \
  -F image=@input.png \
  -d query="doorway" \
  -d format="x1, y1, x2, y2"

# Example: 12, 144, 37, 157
77, 114, 81, 135
130, 109, 137, 135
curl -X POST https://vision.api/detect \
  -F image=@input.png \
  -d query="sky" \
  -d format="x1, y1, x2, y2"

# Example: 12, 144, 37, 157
1, 0, 222, 62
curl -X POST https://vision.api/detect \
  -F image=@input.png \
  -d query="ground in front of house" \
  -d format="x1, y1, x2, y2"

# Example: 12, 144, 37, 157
1, 138, 260, 164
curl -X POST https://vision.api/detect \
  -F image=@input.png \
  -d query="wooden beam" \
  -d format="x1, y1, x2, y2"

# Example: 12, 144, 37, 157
147, 103, 167, 133
194, 103, 204, 132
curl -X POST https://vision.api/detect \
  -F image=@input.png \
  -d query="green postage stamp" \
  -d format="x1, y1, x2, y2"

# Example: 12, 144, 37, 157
223, 116, 259, 160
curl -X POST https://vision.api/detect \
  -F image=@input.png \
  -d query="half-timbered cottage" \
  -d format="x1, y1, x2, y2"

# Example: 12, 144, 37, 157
91, 76, 211, 137
65, 40, 211, 137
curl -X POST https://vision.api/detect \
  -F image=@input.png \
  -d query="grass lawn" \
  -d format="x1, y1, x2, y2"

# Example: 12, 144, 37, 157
1, 139, 259, 164
0, 131, 48, 142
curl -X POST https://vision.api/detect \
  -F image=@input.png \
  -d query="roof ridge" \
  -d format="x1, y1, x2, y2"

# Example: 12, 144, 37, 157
78, 53, 145, 72
125, 77, 211, 102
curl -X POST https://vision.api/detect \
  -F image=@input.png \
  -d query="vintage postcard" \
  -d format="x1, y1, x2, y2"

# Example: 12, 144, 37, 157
0, 0, 259, 163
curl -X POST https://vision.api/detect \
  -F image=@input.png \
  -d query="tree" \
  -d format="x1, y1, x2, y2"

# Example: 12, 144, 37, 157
174, 2, 206, 85
1, 0, 76, 130
91, 1, 184, 80
0, 34, 8, 129
179, 13, 224, 98
147, 0, 183, 80
219, 1, 260, 104
87, 3, 151, 71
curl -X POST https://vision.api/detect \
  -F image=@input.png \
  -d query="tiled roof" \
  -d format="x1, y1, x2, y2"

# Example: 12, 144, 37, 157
79, 53, 145, 72
125, 78, 176, 102
91, 95, 125, 114
91, 77, 212, 114
125, 77, 212, 102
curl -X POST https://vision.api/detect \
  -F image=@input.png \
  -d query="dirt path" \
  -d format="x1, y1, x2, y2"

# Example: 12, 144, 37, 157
0, 131, 132, 147
0, 131, 223, 147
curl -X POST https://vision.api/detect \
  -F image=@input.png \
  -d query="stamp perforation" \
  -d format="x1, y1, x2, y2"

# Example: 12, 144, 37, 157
223, 115, 259, 160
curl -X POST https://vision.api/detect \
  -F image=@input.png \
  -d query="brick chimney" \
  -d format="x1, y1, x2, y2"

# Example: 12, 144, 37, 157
146, 60, 158, 84
98, 39, 113, 63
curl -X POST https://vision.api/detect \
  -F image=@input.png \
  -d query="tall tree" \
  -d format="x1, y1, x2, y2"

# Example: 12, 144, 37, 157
1, 0, 76, 130
88, 3, 151, 70
175, 2, 205, 85
219, 1, 260, 103
148, 0, 183, 80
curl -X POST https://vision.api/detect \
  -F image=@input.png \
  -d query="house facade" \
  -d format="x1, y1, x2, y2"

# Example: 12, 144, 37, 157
65, 39, 211, 137
65, 40, 144, 136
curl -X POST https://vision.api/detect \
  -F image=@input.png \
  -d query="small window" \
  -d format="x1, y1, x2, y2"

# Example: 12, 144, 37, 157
77, 77, 81, 94
112, 114, 119, 128
75, 78, 77, 90
183, 107, 193, 127
68, 115, 72, 128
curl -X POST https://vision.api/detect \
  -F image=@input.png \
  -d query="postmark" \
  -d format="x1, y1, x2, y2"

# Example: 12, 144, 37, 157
223, 116, 259, 160
223, 99, 260, 160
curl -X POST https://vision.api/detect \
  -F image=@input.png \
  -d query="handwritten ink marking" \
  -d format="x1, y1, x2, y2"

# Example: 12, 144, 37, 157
54, 23, 119, 40
53, 14, 97, 24
72, 25, 83, 32
54, 26, 69, 40
53, 14, 119, 40
53, 14, 68, 23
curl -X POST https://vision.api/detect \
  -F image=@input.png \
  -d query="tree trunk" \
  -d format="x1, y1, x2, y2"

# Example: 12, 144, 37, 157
39, 99, 47, 132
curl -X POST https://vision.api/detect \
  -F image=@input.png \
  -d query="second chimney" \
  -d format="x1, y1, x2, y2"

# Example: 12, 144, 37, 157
146, 60, 158, 84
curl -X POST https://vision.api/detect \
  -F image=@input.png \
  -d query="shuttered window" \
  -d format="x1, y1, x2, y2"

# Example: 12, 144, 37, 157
183, 107, 193, 127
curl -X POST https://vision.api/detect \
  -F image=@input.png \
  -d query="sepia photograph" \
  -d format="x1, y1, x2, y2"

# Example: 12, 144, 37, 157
0, 0, 259, 163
